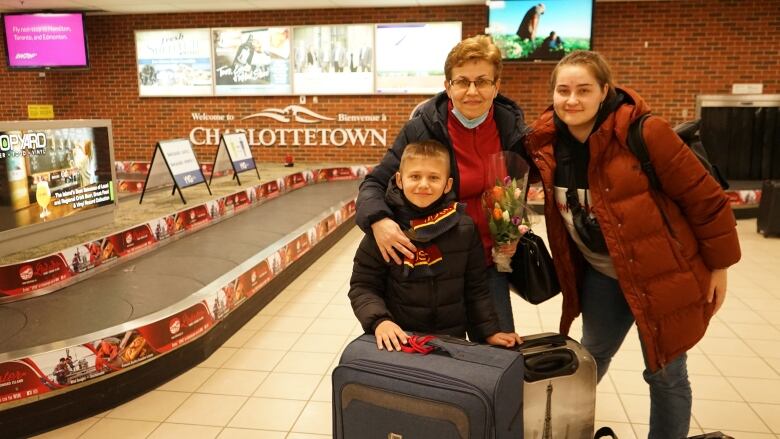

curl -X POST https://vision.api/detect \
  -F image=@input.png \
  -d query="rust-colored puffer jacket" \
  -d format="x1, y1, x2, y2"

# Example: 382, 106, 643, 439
525, 87, 741, 371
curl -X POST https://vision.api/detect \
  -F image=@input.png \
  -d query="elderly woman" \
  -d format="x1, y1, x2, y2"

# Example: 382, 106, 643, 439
355, 35, 527, 332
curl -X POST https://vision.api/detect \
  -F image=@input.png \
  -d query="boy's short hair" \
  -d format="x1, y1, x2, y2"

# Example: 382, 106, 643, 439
399, 140, 451, 176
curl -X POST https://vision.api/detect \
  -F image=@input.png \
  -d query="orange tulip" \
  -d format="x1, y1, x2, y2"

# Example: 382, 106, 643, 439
492, 207, 503, 220
491, 186, 504, 202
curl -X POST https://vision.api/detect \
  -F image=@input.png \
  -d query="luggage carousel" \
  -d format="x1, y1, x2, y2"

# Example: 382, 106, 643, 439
0, 173, 361, 438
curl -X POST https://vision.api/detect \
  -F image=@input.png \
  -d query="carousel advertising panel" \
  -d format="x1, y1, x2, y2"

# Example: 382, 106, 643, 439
212, 27, 292, 95
135, 29, 214, 97
375, 22, 461, 94
0, 125, 115, 234
0, 191, 359, 406
292, 24, 374, 95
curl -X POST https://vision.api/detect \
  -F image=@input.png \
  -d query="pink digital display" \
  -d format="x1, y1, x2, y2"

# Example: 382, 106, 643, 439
3, 13, 88, 68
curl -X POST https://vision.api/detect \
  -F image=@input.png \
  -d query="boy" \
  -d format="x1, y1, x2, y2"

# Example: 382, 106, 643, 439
349, 140, 522, 351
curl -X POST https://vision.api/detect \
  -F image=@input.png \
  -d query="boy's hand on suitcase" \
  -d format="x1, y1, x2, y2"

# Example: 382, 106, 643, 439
486, 332, 523, 348
375, 320, 409, 351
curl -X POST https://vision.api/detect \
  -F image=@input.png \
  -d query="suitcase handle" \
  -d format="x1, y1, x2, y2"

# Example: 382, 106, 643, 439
425, 337, 511, 364
517, 333, 569, 351
524, 349, 579, 382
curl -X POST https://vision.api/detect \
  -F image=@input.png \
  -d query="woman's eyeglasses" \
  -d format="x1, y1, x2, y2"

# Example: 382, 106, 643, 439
448, 78, 496, 92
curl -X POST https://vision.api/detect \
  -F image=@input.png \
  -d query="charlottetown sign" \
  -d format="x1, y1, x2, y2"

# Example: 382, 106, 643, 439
189, 104, 389, 148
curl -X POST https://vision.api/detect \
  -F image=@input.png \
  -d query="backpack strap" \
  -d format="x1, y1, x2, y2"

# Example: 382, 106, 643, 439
627, 113, 675, 233
627, 113, 661, 191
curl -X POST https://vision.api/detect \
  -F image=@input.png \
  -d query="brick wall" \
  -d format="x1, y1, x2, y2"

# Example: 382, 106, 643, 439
0, 0, 777, 164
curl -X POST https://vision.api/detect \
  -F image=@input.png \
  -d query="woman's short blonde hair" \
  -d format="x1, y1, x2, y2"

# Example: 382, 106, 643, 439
444, 35, 503, 81
550, 50, 617, 101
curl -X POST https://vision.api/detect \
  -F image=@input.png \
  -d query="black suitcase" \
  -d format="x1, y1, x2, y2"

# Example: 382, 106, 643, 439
758, 180, 780, 236
518, 333, 598, 439
333, 334, 524, 439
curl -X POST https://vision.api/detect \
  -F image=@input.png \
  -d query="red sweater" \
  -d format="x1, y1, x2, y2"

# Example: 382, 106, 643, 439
447, 103, 502, 264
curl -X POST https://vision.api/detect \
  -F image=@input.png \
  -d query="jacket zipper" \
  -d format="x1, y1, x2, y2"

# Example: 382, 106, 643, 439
429, 279, 438, 333
345, 359, 495, 438
595, 159, 667, 369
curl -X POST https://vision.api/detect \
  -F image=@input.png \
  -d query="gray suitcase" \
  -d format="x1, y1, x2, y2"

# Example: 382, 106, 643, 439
519, 333, 598, 439
333, 334, 525, 439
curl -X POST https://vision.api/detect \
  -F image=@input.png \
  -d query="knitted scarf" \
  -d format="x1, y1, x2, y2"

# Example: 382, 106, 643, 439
385, 178, 464, 279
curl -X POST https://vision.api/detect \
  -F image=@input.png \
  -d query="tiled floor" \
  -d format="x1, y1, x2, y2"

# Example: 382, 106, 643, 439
35, 218, 780, 438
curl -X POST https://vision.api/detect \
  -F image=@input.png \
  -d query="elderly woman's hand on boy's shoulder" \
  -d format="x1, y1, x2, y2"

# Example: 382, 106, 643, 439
371, 218, 416, 264
486, 332, 523, 348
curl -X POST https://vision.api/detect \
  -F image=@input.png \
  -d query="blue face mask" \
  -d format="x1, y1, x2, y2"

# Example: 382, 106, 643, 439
451, 107, 489, 129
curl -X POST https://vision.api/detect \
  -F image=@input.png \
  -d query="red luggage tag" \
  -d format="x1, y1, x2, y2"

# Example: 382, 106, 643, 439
399, 335, 437, 355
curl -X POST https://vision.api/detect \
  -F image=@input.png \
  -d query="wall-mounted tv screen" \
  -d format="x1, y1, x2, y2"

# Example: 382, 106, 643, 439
0, 120, 117, 257
2, 12, 89, 69
487, 1, 593, 61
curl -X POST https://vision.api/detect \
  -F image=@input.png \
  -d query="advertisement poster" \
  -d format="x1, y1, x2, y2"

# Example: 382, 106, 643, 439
257, 180, 281, 200
292, 24, 374, 95
148, 215, 176, 242
60, 239, 105, 274
317, 167, 356, 181
223, 189, 252, 214
285, 233, 311, 263
3, 13, 88, 68
115, 161, 150, 175
222, 132, 256, 173
284, 172, 307, 190
137, 302, 215, 352
235, 259, 272, 302
174, 205, 211, 232
375, 22, 461, 94
212, 27, 292, 95
135, 29, 213, 97
0, 126, 115, 233
102, 224, 157, 257
0, 253, 72, 296
157, 139, 205, 188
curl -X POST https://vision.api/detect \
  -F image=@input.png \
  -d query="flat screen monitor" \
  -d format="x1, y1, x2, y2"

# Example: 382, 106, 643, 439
2, 12, 89, 69
0, 120, 117, 257
487, 0, 593, 61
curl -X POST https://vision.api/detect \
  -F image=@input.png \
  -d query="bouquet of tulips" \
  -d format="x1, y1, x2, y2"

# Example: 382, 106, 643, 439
482, 152, 530, 272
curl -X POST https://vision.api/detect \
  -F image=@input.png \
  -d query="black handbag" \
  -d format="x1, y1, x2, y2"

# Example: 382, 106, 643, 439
508, 230, 561, 304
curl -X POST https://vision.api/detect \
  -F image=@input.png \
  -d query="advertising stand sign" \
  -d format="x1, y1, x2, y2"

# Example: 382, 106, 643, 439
139, 139, 210, 204
209, 132, 260, 186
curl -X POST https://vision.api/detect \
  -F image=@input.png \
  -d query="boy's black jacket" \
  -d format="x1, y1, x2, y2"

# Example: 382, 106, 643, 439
348, 179, 501, 340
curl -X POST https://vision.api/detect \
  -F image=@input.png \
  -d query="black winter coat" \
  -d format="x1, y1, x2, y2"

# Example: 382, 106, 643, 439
355, 91, 527, 232
349, 185, 501, 340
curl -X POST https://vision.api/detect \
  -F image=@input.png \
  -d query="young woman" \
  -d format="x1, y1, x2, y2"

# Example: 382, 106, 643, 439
525, 51, 740, 438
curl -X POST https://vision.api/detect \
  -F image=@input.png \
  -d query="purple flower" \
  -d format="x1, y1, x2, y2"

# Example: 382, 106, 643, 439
511, 216, 521, 225
503, 175, 512, 185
